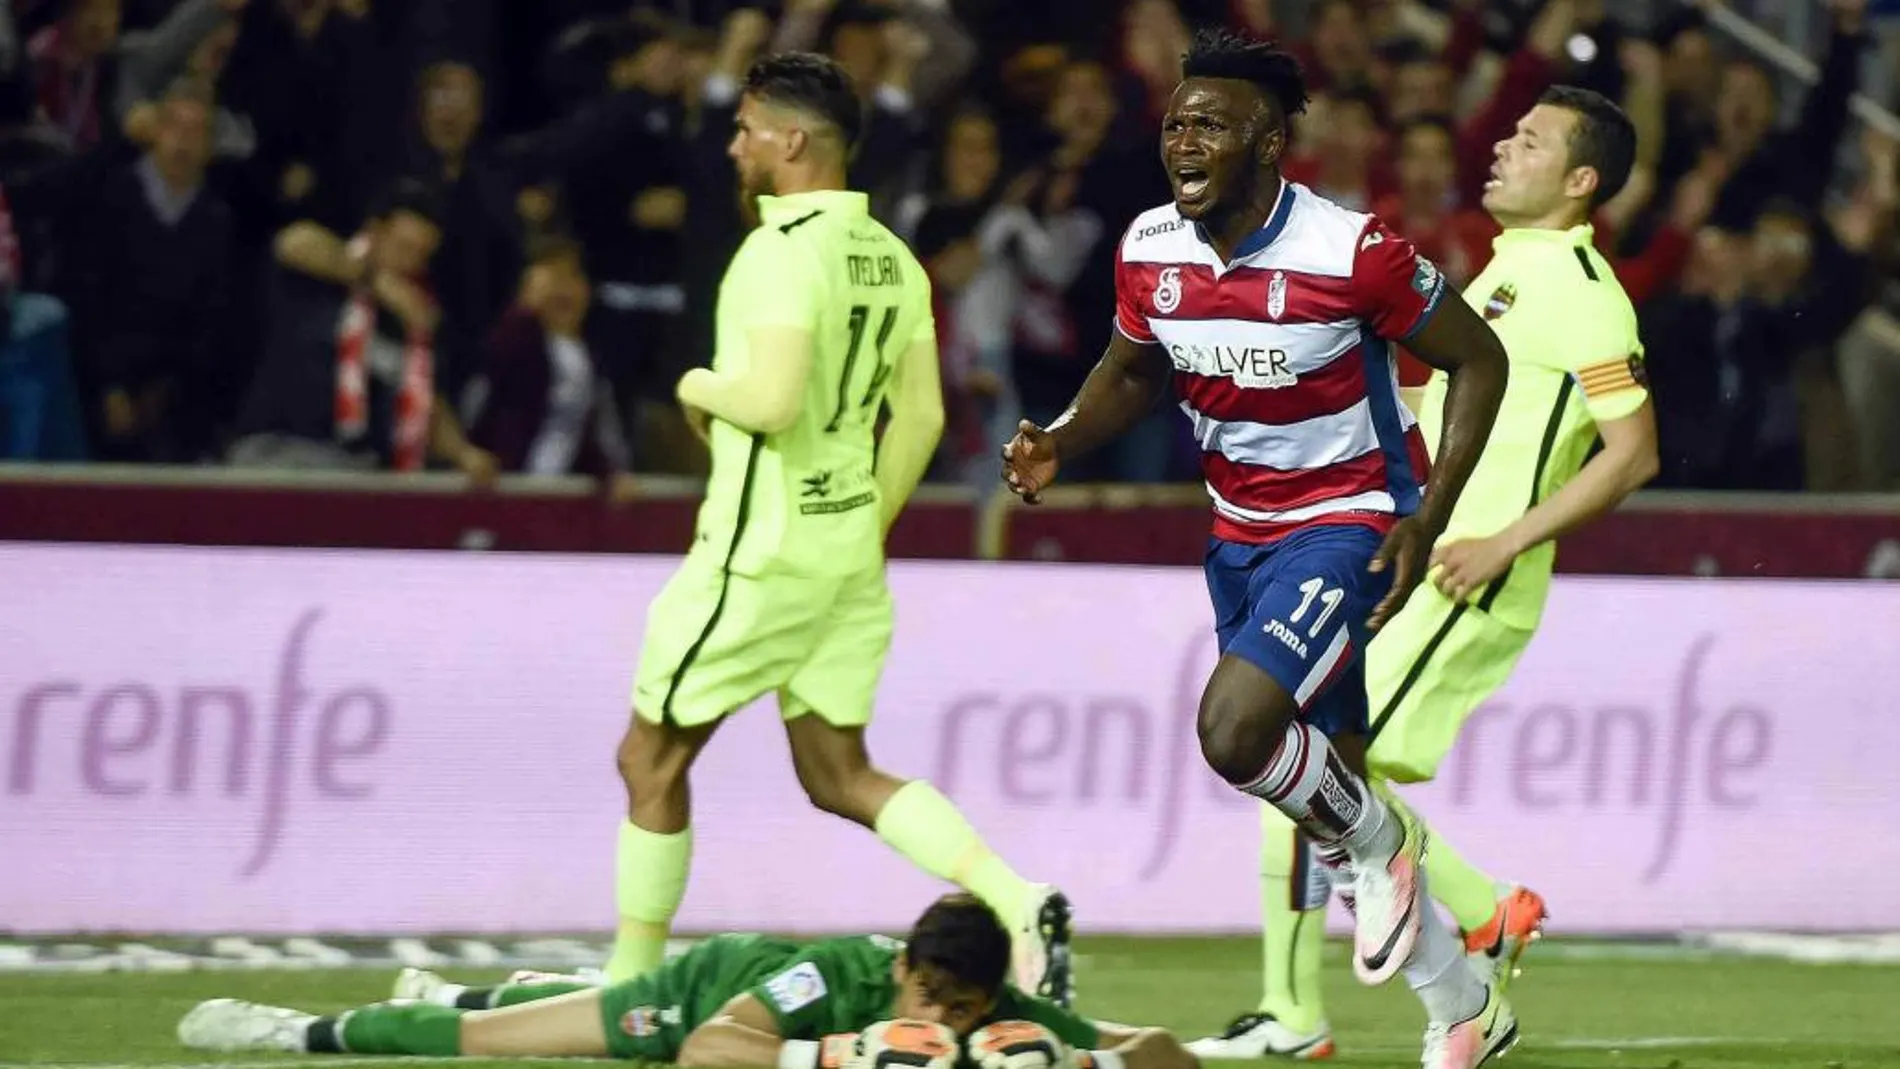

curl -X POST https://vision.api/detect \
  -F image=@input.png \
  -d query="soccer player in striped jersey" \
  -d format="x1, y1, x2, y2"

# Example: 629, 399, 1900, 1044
1188, 88, 1658, 1062
1000, 28, 1514, 1069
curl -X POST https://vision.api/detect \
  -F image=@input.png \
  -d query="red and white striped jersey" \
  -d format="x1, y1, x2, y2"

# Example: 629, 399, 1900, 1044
1114, 181, 1444, 544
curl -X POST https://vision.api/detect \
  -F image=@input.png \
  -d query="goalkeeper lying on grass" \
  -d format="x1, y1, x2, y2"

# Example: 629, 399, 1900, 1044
177, 894, 1195, 1069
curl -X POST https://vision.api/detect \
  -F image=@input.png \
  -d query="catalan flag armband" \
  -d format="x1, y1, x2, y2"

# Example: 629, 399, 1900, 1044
1574, 354, 1647, 399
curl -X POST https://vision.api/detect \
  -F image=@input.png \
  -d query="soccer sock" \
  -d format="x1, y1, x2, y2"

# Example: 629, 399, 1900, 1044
875, 780, 1037, 928
1402, 882, 1487, 1025
1238, 722, 1400, 863
448, 980, 597, 1010
605, 820, 692, 982
1257, 804, 1327, 1032
307, 1003, 463, 1056
1422, 825, 1507, 933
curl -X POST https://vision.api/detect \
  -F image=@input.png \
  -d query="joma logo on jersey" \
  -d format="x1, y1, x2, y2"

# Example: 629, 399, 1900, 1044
1135, 219, 1186, 241
801, 471, 832, 498
1167, 343, 1297, 388
1262, 618, 1309, 659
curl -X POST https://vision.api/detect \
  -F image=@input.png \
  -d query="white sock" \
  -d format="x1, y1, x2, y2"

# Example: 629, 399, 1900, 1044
1404, 881, 1486, 1025
429, 983, 466, 1008
1241, 722, 1399, 862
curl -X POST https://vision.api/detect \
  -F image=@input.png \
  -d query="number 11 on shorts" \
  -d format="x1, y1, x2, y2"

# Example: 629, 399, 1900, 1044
1289, 577, 1344, 639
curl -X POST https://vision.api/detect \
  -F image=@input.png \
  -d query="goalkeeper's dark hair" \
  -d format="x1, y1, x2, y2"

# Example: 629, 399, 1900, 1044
744, 51, 864, 153
1538, 85, 1636, 208
904, 893, 1011, 994
1180, 27, 1310, 122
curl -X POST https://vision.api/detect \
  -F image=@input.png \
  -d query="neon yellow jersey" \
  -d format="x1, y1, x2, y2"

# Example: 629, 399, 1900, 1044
1415, 224, 1648, 630
694, 189, 935, 578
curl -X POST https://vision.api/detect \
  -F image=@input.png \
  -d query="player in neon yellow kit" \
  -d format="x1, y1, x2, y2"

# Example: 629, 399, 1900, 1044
1190, 86, 1661, 1061
606, 52, 1071, 1004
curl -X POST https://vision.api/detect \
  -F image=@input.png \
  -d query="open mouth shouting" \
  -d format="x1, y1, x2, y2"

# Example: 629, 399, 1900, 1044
1173, 162, 1213, 206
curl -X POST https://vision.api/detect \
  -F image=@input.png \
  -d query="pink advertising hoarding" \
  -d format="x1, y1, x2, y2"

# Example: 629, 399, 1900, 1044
3, 543, 1898, 935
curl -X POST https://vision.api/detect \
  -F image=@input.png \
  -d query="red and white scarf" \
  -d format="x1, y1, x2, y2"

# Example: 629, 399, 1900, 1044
334, 287, 435, 472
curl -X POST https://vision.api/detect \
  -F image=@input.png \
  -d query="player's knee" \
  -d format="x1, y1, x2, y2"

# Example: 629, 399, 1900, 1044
614, 718, 689, 798
1197, 683, 1287, 786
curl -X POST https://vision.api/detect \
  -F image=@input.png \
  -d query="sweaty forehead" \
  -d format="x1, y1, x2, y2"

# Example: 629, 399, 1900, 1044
1171, 78, 1270, 123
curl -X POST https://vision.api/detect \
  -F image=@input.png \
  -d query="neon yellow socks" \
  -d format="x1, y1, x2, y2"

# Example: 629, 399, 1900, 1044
875, 780, 1036, 926
604, 821, 692, 982
1258, 804, 1326, 1032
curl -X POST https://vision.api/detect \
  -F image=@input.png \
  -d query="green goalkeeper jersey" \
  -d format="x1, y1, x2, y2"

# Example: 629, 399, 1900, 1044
601, 933, 1100, 1058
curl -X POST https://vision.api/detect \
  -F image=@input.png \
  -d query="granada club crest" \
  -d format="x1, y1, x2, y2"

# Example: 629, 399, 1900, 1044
1484, 283, 1516, 320
1153, 266, 1183, 314
1267, 270, 1287, 320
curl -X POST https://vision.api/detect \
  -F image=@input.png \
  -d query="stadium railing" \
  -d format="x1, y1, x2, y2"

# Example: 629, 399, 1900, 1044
1, 463, 1897, 578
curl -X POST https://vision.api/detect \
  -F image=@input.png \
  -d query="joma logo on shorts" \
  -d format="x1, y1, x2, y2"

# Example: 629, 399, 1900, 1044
1262, 619, 1309, 659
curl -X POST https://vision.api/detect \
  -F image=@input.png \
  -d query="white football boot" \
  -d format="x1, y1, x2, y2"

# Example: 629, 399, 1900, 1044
1185, 1013, 1337, 1060
1419, 983, 1518, 1069
1351, 805, 1427, 985
392, 967, 450, 1001
177, 999, 314, 1053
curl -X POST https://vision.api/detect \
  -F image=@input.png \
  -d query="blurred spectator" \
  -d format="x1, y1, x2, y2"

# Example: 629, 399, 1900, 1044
770, 0, 976, 213
1284, 85, 1388, 210
519, 15, 692, 471
0, 179, 85, 460
1645, 196, 1867, 491
68, 81, 233, 462
1373, 115, 1493, 288
114, 0, 244, 147
28, 0, 121, 151
895, 106, 1004, 478
409, 60, 522, 402
1705, 0, 1868, 231
462, 234, 634, 496
229, 179, 497, 481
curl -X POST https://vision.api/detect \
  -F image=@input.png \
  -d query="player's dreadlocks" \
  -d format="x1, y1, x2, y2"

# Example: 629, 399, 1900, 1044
1181, 27, 1310, 122
744, 52, 865, 152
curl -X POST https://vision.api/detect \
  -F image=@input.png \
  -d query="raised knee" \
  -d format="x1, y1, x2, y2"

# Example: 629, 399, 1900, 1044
1198, 686, 1284, 786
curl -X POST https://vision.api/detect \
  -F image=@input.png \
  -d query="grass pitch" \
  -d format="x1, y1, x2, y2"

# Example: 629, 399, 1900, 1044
0, 937, 1895, 1069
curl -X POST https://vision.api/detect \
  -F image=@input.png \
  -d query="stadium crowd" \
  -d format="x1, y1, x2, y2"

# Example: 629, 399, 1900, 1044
0, 0, 1897, 492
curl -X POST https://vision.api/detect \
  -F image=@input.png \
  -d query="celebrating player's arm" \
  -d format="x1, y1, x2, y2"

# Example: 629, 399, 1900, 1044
1430, 299, 1658, 603
999, 242, 1171, 503
1354, 222, 1510, 631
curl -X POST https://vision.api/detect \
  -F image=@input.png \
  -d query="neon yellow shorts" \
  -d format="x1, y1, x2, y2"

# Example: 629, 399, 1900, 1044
631, 553, 892, 728
1364, 581, 1534, 783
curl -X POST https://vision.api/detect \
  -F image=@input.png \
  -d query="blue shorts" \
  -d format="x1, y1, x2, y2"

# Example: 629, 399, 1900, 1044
1204, 525, 1393, 738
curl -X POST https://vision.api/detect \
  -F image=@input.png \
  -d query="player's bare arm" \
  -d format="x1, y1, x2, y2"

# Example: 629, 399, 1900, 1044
1087, 1023, 1202, 1069
1000, 332, 1170, 502
677, 325, 818, 435
1433, 398, 1657, 602
1367, 294, 1508, 630
876, 336, 948, 533
676, 993, 793, 1069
